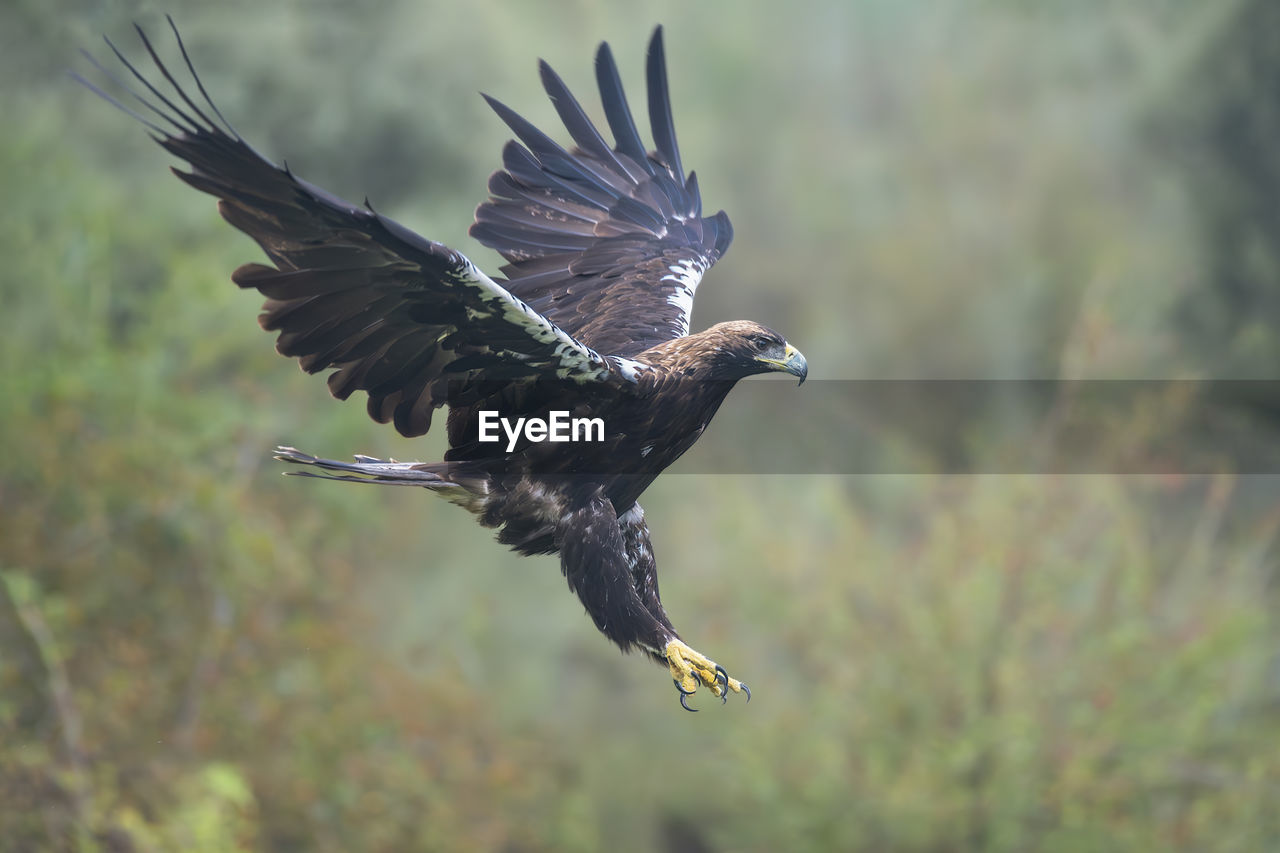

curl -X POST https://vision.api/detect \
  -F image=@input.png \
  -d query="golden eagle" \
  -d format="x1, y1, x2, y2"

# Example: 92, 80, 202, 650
82, 19, 807, 709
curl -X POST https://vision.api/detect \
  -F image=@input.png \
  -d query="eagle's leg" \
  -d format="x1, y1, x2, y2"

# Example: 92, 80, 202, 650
616, 504, 678, 639
618, 504, 749, 709
558, 493, 746, 708
558, 493, 678, 656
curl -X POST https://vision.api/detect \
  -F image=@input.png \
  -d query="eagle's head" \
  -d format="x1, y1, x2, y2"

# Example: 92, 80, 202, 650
696, 320, 808, 385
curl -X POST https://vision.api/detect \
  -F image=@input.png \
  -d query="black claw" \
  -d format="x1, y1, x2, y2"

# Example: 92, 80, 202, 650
673, 678, 696, 696
679, 692, 698, 712
741, 682, 751, 703
712, 664, 732, 703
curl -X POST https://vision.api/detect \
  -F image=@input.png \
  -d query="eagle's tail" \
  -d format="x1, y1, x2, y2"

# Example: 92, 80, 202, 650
274, 446, 489, 510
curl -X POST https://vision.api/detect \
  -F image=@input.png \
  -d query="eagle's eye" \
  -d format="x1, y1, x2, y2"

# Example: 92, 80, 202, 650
750, 334, 773, 350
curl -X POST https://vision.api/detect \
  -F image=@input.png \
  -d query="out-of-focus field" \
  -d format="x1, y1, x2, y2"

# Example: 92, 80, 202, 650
2, 1, 1277, 850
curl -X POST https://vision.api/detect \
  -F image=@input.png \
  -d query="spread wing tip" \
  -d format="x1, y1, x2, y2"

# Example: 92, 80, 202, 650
644, 24, 683, 181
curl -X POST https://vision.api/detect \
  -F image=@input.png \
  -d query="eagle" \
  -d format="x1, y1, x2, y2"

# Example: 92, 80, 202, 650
81, 18, 808, 710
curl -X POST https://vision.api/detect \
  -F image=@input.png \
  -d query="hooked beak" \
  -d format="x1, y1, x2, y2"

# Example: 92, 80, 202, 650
756, 343, 809, 386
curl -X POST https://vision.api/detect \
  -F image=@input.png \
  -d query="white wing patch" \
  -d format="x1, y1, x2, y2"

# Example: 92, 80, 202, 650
448, 254, 613, 382
661, 257, 707, 338
609, 356, 652, 383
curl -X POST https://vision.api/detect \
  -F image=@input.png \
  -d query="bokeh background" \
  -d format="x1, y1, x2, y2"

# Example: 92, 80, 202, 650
3, 0, 1279, 850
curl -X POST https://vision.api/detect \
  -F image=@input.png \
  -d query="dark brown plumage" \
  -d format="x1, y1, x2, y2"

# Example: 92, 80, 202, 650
81, 18, 807, 709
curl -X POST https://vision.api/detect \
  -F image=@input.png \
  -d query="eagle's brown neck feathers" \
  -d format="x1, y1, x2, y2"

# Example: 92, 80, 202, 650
636, 320, 780, 382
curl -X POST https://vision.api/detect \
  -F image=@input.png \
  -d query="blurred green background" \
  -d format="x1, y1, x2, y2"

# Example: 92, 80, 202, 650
2, 0, 1278, 850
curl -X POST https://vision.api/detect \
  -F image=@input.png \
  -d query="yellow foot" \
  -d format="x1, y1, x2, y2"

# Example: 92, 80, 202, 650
664, 639, 751, 711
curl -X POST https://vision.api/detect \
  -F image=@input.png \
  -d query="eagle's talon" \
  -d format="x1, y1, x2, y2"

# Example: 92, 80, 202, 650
741, 682, 751, 702
664, 639, 747, 709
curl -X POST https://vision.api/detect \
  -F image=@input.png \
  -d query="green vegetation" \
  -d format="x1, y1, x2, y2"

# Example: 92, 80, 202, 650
2, 0, 1277, 850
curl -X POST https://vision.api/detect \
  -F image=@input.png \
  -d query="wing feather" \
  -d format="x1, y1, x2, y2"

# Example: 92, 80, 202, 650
537, 61, 635, 186
482, 95, 623, 202
593, 42, 650, 176
644, 26, 683, 179
471, 26, 734, 356
83, 19, 622, 438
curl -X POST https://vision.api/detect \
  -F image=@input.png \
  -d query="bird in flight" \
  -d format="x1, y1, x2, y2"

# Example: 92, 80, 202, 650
80, 18, 807, 710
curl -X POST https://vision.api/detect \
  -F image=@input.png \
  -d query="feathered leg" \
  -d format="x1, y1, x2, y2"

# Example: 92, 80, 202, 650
558, 493, 674, 654
561, 495, 748, 710
618, 503, 749, 708
617, 504, 677, 645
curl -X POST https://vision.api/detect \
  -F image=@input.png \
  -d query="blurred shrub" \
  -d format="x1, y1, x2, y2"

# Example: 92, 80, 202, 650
1150, 0, 1280, 380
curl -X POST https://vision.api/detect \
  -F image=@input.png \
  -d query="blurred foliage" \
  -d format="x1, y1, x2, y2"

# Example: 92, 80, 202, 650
1147, 0, 1280, 379
2, 0, 1278, 850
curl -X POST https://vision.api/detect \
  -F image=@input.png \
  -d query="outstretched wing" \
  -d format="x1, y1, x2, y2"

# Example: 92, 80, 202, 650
78, 18, 617, 438
470, 26, 733, 357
